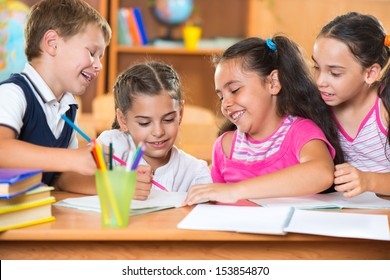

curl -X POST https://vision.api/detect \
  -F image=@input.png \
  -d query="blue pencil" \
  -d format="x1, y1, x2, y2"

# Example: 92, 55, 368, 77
131, 142, 145, 171
61, 114, 91, 143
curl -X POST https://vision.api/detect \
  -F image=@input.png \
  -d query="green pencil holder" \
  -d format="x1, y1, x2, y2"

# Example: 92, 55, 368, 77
95, 167, 136, 228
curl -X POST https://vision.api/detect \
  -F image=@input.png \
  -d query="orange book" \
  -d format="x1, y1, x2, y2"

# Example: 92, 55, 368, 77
127, 7, 142, 45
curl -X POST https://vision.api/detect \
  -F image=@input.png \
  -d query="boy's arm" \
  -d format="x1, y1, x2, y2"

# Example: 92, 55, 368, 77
0, 126, 96, 175
55, 172, 96, 195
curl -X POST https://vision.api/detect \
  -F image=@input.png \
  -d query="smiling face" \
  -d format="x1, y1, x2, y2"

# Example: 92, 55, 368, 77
117, 92, 183, 170
214, 59, 280, 140
52, 23, 106, 98
312, 37, 368, 107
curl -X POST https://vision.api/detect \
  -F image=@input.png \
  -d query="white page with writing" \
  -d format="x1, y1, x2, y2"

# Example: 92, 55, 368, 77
284, 209, 390, 241
177, 204, 294, 235
54, 189, 187, 211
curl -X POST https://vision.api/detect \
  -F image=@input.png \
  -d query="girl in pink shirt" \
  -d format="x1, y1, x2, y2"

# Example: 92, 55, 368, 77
185, 36, 344, 205
313, 12, 390, 197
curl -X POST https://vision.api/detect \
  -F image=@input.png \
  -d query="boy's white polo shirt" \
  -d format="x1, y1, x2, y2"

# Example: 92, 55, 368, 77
0, 63, 79, 148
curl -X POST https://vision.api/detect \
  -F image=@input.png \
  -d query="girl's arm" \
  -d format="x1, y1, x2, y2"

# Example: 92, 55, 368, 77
185, 139, 334, 205
334, 163, 390, 197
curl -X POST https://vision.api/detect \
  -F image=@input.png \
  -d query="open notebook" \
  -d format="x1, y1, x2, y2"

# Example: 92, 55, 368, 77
54, 189, 187, 216
177, 204, 390, 241
250, 191, 390, 210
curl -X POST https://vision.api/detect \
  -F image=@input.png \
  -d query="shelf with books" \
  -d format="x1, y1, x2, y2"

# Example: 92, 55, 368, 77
116, 45, 224, 55
108, 0, 250, 112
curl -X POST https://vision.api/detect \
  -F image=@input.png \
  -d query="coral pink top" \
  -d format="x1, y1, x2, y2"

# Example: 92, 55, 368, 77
211, 116, 335, 183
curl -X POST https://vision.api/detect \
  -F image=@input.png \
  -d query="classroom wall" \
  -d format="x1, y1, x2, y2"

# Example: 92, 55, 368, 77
248, 0, 390, 57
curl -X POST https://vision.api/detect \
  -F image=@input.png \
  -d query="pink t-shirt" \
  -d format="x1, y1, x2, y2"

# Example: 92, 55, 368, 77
211, 116, 336, 183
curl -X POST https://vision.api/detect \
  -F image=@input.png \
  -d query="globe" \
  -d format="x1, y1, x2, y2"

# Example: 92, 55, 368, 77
0, 0, 30, 82
150, 0, 194, 40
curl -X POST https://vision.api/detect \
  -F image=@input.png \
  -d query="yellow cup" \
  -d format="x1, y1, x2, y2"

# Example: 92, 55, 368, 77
182, 26, 202, 50
95, 167, 136, 228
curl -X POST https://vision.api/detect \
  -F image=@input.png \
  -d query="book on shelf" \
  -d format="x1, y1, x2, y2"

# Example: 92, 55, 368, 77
0, 195, 56, 232
177, 204, 390, 241
0, 168, 43, 199
133, 7, 148, 45
117, 7, 148, 46
117, 8, 132, 45
127, 7, 142, 45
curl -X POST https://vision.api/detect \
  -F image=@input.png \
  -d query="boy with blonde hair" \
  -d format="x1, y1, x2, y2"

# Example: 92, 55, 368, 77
0, 0, 111, 190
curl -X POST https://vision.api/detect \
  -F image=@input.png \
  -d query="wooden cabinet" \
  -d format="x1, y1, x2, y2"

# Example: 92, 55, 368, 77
20, 0, 108, 113
108, 0, 250, 112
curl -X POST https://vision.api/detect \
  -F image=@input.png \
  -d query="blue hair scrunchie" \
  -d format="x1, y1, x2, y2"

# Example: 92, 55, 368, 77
266, 38, 277, 51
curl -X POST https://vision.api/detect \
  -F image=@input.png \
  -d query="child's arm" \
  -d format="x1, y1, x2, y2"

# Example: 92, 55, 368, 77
55, 172, 96, 194
185, 139, 334, 205
334, 163, 390, 197
0, 126, 96, 175
133, 164, 153, 200
57, 165, 153, 196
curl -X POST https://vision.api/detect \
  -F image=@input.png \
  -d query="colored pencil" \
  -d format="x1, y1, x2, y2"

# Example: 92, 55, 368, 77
131, 142, 145, 171
109, 141, 113, 170
112, 154, 168, 191
61, 114, 91, 143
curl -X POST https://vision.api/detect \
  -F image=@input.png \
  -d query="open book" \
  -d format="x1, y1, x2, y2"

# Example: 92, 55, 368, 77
177, 204, 390, 241
54, 189, 186, 216
250, 191, 390, 210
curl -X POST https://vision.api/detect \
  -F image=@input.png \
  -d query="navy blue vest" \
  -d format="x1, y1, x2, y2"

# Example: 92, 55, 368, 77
0, 73, 77, 185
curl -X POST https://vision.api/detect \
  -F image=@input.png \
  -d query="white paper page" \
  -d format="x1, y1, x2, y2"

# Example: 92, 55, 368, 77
250, 192, 390, 210
131, 190, 186, 209
250, 195, 339, 210
54, 189, 187, 211
315, 192, 390, 209
177, 204, 294, 235
285, 210, 390, 241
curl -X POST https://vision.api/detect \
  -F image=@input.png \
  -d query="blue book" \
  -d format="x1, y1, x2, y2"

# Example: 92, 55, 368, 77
0, 168, 44, 199
133, 7, 149, 45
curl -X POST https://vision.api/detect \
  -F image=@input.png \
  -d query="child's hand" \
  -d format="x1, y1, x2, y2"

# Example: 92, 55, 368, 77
69, 146, 97, 176
334, 163, 371, 198
184, 183, 239, 206
133, 165, 153, 200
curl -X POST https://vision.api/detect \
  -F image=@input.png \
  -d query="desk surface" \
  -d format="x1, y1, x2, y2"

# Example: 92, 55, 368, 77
1, 191, 390, 260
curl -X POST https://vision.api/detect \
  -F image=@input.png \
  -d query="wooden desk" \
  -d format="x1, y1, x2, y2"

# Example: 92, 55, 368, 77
1, 191, 390, 260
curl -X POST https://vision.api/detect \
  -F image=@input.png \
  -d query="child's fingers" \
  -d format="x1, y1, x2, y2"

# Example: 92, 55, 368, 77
137, 164, 153, 175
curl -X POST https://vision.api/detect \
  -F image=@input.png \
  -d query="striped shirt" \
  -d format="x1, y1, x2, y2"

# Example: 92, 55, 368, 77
232, 115, 296, 162
337, 97, 390, 172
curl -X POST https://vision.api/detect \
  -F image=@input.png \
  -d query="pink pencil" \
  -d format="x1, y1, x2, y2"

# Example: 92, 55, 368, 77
112, 154, 168, 192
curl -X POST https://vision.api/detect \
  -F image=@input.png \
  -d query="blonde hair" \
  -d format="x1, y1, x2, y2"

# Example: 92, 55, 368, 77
25, 0, 111, 61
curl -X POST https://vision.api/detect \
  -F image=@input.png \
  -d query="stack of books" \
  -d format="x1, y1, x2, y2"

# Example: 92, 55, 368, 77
117, 7, 148, 46
0, 168, 55, 231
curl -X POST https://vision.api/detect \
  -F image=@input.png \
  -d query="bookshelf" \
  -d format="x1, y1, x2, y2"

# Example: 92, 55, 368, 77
20, 0, 108, 113
108, 0, 250, 112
